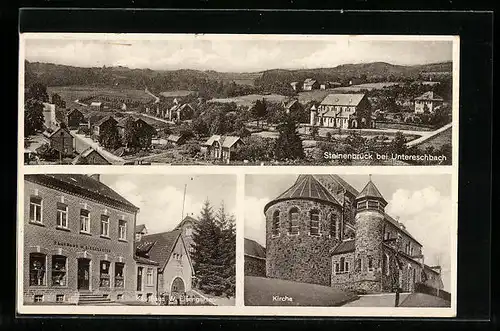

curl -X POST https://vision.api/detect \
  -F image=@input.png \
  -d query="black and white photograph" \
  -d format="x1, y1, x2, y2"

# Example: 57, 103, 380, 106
244, 174, 454, 308
21, 34, 457, 166
21, 173, 236, 307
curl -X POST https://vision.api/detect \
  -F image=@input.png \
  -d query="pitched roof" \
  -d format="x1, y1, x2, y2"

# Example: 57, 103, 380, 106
264, 175, 340, 212
135, 229, 182, 270
46, 126, 72, 138
134, 255, 159, 266
25, 174, 138, 211
94, 116, 117, 127
204, 135, 242, 148
167, 134, 182, 142
331, 239, 355, 255
320, 93, 366, 106
303, 78, 317, 86
356, 180, 386, 203
244, 238, 266, 259
67, 108, 83, 116
415, 91, 444, 101
71, 147, 111, 165
174, 215, 198, 230
135, 224, 147, 233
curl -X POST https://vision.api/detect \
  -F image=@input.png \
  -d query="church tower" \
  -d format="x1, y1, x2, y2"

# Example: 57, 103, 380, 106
353, 176, 387, 293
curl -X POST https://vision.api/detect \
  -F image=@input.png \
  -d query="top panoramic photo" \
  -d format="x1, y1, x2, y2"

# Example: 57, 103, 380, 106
20, 34, 457, 166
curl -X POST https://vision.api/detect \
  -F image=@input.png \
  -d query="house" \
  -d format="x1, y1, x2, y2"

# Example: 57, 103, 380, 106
290, 82, 299, 91
44, 126, 74, 157
244, 238, 266, 277
174, 215, 198, 256
135, 224, 148, 241
42, 102, 57, 129
203, 135, 244, 162
414, 91, 444, 114
90, 102, 103, 111
116, 116, 156, 147
319, 82, 331, 90
71, 147, 111, 165
166, 103, 195, 122
281, 99, 302, 115
264, 174, 444, 294
23, 174, 140, 304
311, 93, 375, 129
66, 109, 85, 129
92, 116, 118, 141
302, 78, 319, 91
166, 134, 188, 146
135, 229, 195, 303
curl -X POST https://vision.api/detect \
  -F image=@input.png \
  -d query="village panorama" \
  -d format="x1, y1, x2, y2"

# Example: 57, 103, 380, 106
23, 60, 453, 166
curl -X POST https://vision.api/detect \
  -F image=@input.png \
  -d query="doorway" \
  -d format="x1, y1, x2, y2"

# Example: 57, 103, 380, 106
171, 277, 185, 293
137, 267, 143, 291
77, 258, 91, 290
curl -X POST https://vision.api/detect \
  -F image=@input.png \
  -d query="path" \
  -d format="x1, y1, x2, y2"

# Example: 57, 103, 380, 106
144, 87, 160, 103
342, 293, 411, 307
405, 123, 452, 148
71, 131, 125, 163
74, 99, 89, 107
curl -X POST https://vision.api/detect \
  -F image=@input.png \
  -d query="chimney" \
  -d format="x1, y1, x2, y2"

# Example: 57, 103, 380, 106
89, 174, 100, 182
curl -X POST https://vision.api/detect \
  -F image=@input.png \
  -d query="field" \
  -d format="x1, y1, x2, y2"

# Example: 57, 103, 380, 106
209, 94, 288, 107
298, 82, 403, 103
411, 126, 452, 151
159, 90, 197, 98
47, 86, 155, 105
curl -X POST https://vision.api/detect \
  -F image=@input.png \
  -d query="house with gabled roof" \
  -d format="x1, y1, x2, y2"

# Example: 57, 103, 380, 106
173, 215, 199, 256
303, 78, 319, 91
414, 91, 444, 114
311, 93, 374, 129
244, 238, 266, 277
43, 126, 74, 157
66, 109, 85, 129
71, 147, 111, 165
135, 229, 194, 300
203, 135, 243, 162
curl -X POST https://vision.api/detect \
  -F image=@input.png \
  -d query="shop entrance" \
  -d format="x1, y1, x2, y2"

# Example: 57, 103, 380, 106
77, 258, 91, 290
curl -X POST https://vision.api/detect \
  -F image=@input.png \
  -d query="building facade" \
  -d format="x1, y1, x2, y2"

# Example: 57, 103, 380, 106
23, 174, 140, 304
264, 174, 444, 294
244, 238, 266, 277
414, 91, 444, 114
203, 135, 243, 162
311, 93, 375, 129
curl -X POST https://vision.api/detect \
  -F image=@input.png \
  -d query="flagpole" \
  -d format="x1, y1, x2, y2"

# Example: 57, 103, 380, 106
181, 184, 187, 221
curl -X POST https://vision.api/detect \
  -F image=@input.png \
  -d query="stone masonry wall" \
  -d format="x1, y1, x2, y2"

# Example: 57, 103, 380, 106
265, 199, 342, 286
245, 255, 266, 277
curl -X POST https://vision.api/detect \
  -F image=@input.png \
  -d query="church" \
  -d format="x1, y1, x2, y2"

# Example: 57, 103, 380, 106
264, 174, 444, 294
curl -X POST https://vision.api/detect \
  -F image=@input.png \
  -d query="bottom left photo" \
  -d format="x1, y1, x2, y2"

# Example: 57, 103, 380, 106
20, 173, 236, 307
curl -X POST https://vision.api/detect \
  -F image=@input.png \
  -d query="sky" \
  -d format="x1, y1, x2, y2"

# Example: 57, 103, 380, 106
245, 174, 454, 291
101, 174, 237, 234
24, 35, 453, 72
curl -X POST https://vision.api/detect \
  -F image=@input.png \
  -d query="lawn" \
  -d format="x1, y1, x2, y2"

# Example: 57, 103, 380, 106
399, 293, 451, 307
47, 86, 155, 105
298, 82, 403, 103
412, 126, 452, 151
244, 276, 358, 306
209, 94, 288, 107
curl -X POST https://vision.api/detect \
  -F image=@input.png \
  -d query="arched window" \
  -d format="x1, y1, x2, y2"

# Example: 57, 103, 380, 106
289, 207, 299, 235
272, 210, 280, 236
330, 214, 339, 239
309, 210, 320, 236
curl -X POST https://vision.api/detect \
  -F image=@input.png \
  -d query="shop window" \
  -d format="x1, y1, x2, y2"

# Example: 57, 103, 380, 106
29, 197, 42, 223
80, 209, 90, 233
100, 215, 109, 237
56, 294, 64, 302
29, 253, 46, 286
114, 263, 124, 288
56, 202, 68, 228
288, 208, 299, 235
51, 255, 67, 286
34, 294, 43, 303
118, 220, 127, 240
100, 261, 111, 287
272, 210, 280, 236
309, 210, 320, 236
146, 268, 153, 286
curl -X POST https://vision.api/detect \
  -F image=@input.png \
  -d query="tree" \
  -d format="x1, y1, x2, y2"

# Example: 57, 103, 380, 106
123, 118, 140, 149
26, 83, 49, 103
51, 93, 66, 108
251, 99, 267, 127
99, 124, 120, 150
310, 125, 319, 139
391, 131, 407, 155
232, 136, 275, 162
215, 202, 236, 297
275, 114, 305, 160
24, 98, 44, 136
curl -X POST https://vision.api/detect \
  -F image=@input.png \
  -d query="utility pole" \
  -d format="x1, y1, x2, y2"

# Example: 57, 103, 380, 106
181, 184, 187, 221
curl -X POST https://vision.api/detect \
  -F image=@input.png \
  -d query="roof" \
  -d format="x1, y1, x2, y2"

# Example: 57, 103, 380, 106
320, 94, 366, 107
167, 134, 182, 142
415, 91, 444, 101
135, 224, 147, 234
72, 147, 111, 165
94, 116, 117, 127
303, 78, 317, 86
134, 255, 159, 266
67, 108, 83, 116
46, 126, 72, 138
116, 116, 133, 127
174, 215, 198, 230
90, 102, 102, 106
85, 112, 107, 125
264, 175, 340, 212
42, 102, 55, 111
135, 229, 183, 270
25, 174, 138, 211
331, 239, 355, 255
244, 238, 266, 259
356, 179, 386, 202
204, 135, 242, 148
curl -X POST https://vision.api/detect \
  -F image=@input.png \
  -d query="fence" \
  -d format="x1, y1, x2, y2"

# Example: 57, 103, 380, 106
414, 282, 451, 302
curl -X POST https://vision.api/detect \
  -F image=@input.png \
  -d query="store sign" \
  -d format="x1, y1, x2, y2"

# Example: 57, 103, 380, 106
53, 240, 111, 253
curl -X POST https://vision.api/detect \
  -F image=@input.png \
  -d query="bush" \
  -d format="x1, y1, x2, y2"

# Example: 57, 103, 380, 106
182, 142, 201, 157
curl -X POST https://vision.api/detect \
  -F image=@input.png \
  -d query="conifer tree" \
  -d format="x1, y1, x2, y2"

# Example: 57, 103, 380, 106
215, 202, 236, 297
275, 114, 305, 160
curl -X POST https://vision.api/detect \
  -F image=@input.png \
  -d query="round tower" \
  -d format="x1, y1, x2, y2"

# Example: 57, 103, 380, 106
309, 104, 317, 126
353, 176, 387, 293
264, 175, 342, 286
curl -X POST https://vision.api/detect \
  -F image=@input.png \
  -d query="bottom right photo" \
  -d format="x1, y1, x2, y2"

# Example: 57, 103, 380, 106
244, 173, 453, 308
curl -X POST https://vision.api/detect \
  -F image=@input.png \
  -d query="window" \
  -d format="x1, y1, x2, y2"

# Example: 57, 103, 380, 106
51, 255, 67, 286
357, 201, 368, 210
345, 261, 350, 273
334, 263, 339, 274
367, 200, 379, 209
309, 210, 320, 236
367, 255, 374, 272
339, 257, 345, 273
146, 268, 153, 286
80, 209, 90, 233
289, 208, 299, 235
34, 295, 43, 303
29, 253, 46, 286
114, 263, 124, 288
185, 226, 193, 236
56, 294, 64, 302
100, 215, 109, 237
29, 197, 42, 223
56, 203, 68, 228
330, 214, 340, 239
272, 211, 280, 236
147, 293, 153, 302
100, 261, 110, 287
118, 220, 127, 240
355, 258, 362, 272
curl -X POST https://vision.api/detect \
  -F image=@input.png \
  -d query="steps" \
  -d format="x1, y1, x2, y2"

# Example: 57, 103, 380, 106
78, 292, 112, 305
